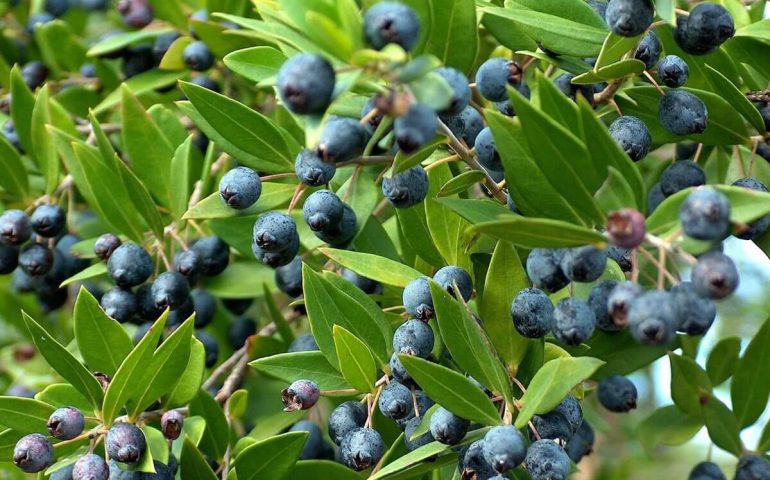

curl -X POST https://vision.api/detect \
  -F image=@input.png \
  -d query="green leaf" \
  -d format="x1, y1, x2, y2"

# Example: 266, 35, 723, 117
169, 136, 194, 221
35, 384, 92, 413
251, 352, 352, 391
180, 437, 218, 480
637, 405, 703, 453
87, 28, 175, 57
410, 71, 453, 112
30, 86, 60, 194
703, 397, 743, 456
158, 36, 194, 70
468, 216, 608, 248
0, 132, 29, 198
480, 241, 530, 369
655, 0, 676, 24
515, 356, 604, 428
706, 336, 741, 386
595, 58, 646, 80
184, 183, 297, 220
0, 397, 55, 433
437, 171, 487, 197
668, 353, 712, 416
60, 262, 107, 288
291, 460, 363, 480
594, 167, 638, 213
263, 283, 295, 347
395, 203, 447, 266
302, 265, 391, 366
223, 46, 287, 82
595, 33, 642, 70
319, 248, 420, 288
233, 431, 308, 480
121, 85, 175, 205
127, 317, 194, 417
102, 313, 168, 426
164, 338, 207, 408
423, 0, 478, 73
178, 82, 297, 173
735, 18, 770, 41
9, 66, 36, 155
189, 390, 230, 460
22, 312, 104, 411
332, 325, 377, 393
580, 330, 674, 380
392, 137, 447, 175
430, 281, 512, 403
731, 315, 770, 428
705, 64, 766, 133
202, 262, 275, 298
426, 163, 469, 268
73, 287, 133, 378
398, 355, 501, 425
94, 70, 183, 114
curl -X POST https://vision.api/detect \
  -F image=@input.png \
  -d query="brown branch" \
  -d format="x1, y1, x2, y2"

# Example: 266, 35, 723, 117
746, 90, 770, 103
594, 78, 625, 104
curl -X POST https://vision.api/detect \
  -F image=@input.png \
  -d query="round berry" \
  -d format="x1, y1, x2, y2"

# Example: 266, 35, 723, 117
340, 427, 384, 471
329, 401, 367, 446
674, 4, 735, 56
277, 54, 335, 115
634, 30, 661, 70
393, 319, 434, 358
433, 265, 473, 301
295, 149, 336, 186
191, 236, 230, 276
530, 411, 573, 443
19, 244, 55, 276
341, 269, 382, 295
94, 234, 122, 261
474, 127, 502, 172
31, 204, 65, 238
403, 416, 434, 451
609, 116, 651, 162
525, 439, 571, 480
735, 454, 770, 480
228, 316, 256, 348
363, 2, 421, 51
317, 116, 369, 163
588, 280, 621, 332
0, 243, 19, 274
191, 288, 216, 328
313, 204, 356, 247
108, 243, 153, 288
436, 67, 471, 116
526, 248, 569, 293
476, 58, 523, 102
174, 249, 201, 278
161, 410, 184, 440
101, 287, 138, 323
691, 251, 739, 299
275, 256, 303, 297
117, 0, 154, 28
553, 297, 596, 346
378, 381, 413, 420
0, 210, 32, 245
288, 420, 324, 460
658, 55, 690, 88
303, 190, 344, 232
660, 160, 706, 196
394, 103, 437, 153
560, 246, 607, 283
195, 330, 219, 368
607, 208, 646, 248
183, 41, 215, 71
597, 375, 637, 413
511, 287, 554, 339
106, 423, 146, 465
47, 406, 84, 440
151, 271, 190, 310
14, 434, 54, 473
732, 177, 770, 240
429, 407, 469, 445
382, 165, 430, 208
73, 453, 109, 480
566, 420, 595, 463
288, 333, 319, 353
605, 0, 654, 37
482, 425, 526, 472
628, 290, 679, 345
219, 166, 262, 210
659, 90, 709, 136
403, 276, 434, 320
679, 187, 731, 241
282, 379, 320, 412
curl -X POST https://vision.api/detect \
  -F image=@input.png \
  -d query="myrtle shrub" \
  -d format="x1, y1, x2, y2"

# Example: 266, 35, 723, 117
0, 0, 770, 479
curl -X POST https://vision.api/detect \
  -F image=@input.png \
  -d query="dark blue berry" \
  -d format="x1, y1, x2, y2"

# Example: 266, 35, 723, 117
189, 75, 220, 93
394, 104, 437, 153
228, 316, 256, 348
275, 256, 303, 297
530, 411, 573, 443
44, 0, 70, 17
94, 233, 121, 261
436, 67, 471, 116
566, 420, 595, 463
659, 90, 709, 136
361, 97, 386, 135
677, 142, 699, 160
340, 427, 384, 471
21, 61, 49, 90
691, 251, 739, 299
342, 269, 382, 295
183, 41, 215, 71
289, 420, 324, 459
282, 379, 320, 411
460, 440, 496, 479
679, 187, 730, 240
588, 280, 620, 332
26, 12, 55, 34
607, 281, 642, 328
526, 248, 569, 293
122, 45, 156, 79
393, 319, 434, 358
136, 285, 163, 322
382, 165, 429, 208
295, 149, 336, 186
634, 30, 661, 70
689, 461, 725, 480
73, 453, 109, 480
474, 127, 502, 172
672, 281, 716, 336
555, 395, 583, 435
19, 244, 54, 276
732, 178, 770, 239
191, 236, 230, 276
277, 54, 335, 115
609, 116, 651, 162
303, 190, 344, 232
735, 455, 770, 480
628, 290, 679, 345
607, 245, 632, 272
482, 425, 526, 472
47, 406, 84, 440
151, 271, 190, 310
403, 417, 434, 451
101, 287, 138, 323
403, 276, 433, 320
14, 434, 54, 473
364, 2, 421, 51
318, 117, 369, 162
660, 160, 706, 196
378, 381, 413, 420
108, 243, 153, 288
191, 288, 216, 328
288, 333, 318, 352
389, 353, 413, 386
674, 4, 735, 56
313, 204, 356, 247
396, 390, 434, 428
0, 210, 32, 245
476, 58, 522, 102
658, 55, 689, 88
511, 287, 554, 339
442, 106, 484, 145
553, 297, 596, 346
106, 423, 146, 464
174, 249, 201, 278
117, 0, 154, 29
433, 265, 473, 301
598, 374, 637, 412
429, 407, 469, 445
50, 464, 74, 480
195, 331, 219, 367
329, 401, 367, 446
560, 246, 607, 283
525, 440, 570, 480
0, 242, 18, 274
219, 166, 261, 210
222, 298, 252, 315
606, 0, 653, 36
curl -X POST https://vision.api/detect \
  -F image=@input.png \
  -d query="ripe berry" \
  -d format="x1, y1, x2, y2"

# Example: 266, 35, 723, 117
14, 434, 54, 473
403, 276, 434, 320
191, 288, 216, 328
634, 31, 661, 70
433, 265, 473, 301
19, 244, 54, 276
442, 106, 485, 145
228, 316, 256, 348
50, 464, 74, 480
660, 160, 706, 196
195, 331, 219, 367
436, 67, 471, 116
605, 0, 654, 37
607, 208, 646, 248
691, 251, 739, 299
151, 271, 190, 310
732, 178, 770, 240
303, 190, 344, 232
152, 32, 181, 62
474, 127, 502, 172
735, 454, 770, 480
555, 397, 585, 434
73, 453, 109, 480
219, 166, 262, 210
44, 0, 70, 17
382, 165, 430, 208
160, 410, 184, 440
530, 411, 573, 443
526, 248, 569, 293
429, 407, 469, 445
174, 249, 201, 279
26, 12, 55, 34
482, 425, 527, 472
183, 41, 215, 71
190, 75, 220, 93
106, 423, 147, 464
100, 287, 138, 323
121, 45, 156, 79
396, 389, 434, 428
460, 440, 496, 479
598, 375, 637, 413
363, 2, 421, 51
672, 282, 716, 337
342, 269, 382, 295
21, 61, 49, 90
295, 149, 336, 186
674, 4, 735, 56
378, 381, 413, 420
47, 406, 84, 440
390, 352, 414, 386
511, 287, 554, 339
659, 90, 709, 136
679, 187, 731, 240
525, 440, 570, 480
191, 236, 230, 276
289, 420, 324, 459
108, 243, 153, 288
288, 333, 319, 352
604, 280, 640, 329
329, 401, 367, 445
275, 256, 303, 297
648, 182, 666, 213
658, 55, 690, 88
476, 58, 523, 102
608, 116, 651, 162
277, 54, 335, 115
117, 0, 154, 28
0, 243, 18, 274
94, 233, 122, 261
313, 203, 356, 247
403, 416, 434, 451
560, 246, 607, 283
282, 379, 320, 411
135, 285, 162, 323
628, 290, 679, 345
553, 297, 596, 346
393, 319, 434, 358
318, 117, 369, 162
566, 420, 595, 463
0, 210, 32, 245
340, 427, 384, 471
394, 103, 437, 153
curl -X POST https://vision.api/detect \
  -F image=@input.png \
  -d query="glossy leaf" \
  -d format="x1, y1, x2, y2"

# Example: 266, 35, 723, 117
189, 390, 230, 460
0, 397, 55, 433
467, 216, 608, 248
164, 338, 207, 408
731, 315, 770, 428
637, 405, 703, 453
703, 397, 743, 456
333, 325, 377, 393
251, 352, 352, 391
319, 248, 420, 287
706, 336, 741, 386
233, 431, 308, 480
180, 437, 218, 480
668, 353, 712, 416
73, 287, 133, 378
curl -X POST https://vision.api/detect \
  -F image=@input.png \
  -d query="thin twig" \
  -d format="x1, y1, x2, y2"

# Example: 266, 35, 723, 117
593, 78, 625, 104
643, 71, 665, 96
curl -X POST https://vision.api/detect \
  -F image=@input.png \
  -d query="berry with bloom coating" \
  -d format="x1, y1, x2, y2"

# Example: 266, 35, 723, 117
433, 265, 473, 301
73, 454, 109, 480
659, 90, 708, 136
277, 54, 335, 115
648, 182, 666, 213
195, 331, 219, 367
382, 165, 429, 208
609, 116, 651, 162
671, 281, 716, 335
94, 234, 122, 261
474, 127, 503, 172
429, 407, 469, 445
530, 411, 573, 443
658, 55, 690, 88
13, 434, 54, 473
295, 149, 336, 186
394, 104, 437, 153
314, 204, 357, 247
688, 461, 726, 480
598, 375, 637, 413
191, 236, 230, 276
161, 410, 184, 440
588, 280, 620, 332
661, 160, 706, 196
393, 319, 434, 358
19, 244, 54, 276
48, 406, 85, 440
151, 271, 190, 310
679, 187, 731, 241
289, 420, 324, 459
674, 4, 735, 55
342, 269, 382, 295
436, 67, 471, 116
0, 210, 32, 245
282, 379, 320, 412
734, 454, 770, 480
253, 212, 298, 252
363, 2, 421, 51
106, 423, 146, 464
219, 166, 262, 210
553, 297, 596, 346
0, 243, 18, 274
628, 290, 679, 345
460, 440, 497, 479
303, 190, 343, 232
526, 248, 570, 293
340, 427, 384, 471
511, 287, 554, 339
329, 401, 367, 446
288, 333, 319, 352
108, 243, 153, 288
318, 116, 369, 163
191, 288, 216, 328
378, 381, 413, 420
476, 58, 523, 102
566, 420, 595, 463
691, 251, 739, 299
403, 416, 434, 451
560, 246, 607, 283
183, 41, 215, 71
403, 276, 434, 320
31, 204, 65, 238
275, 256, 303, 297
555, 395, 583, 435
525, 439, 571, 480
606, 0, 654, 37
228, 316, 256, 348
634, 30, 661, 69
607, 281, 643, 328
482, 425, 527, 472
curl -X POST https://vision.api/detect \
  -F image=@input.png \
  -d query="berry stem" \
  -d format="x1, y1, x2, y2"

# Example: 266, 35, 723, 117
644, 233, 697, 265
424, 153, 460, 171
320, 388, 360, 396
642, 71, 665, 96
593, 78, 625, 104
638, 247, 678, 286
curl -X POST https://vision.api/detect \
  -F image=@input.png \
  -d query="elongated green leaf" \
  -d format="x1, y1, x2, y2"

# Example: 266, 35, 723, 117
399, 355, 501, 425
0, 133, 29, 198
705, 64, 766, 133
35, 384, 92, 412
30, 86, 59, 194
234, 431, 308, 480
468, 216, 607, 248
22, 312, 104, 410
169, 136, 194, 221
181, 437, 218, 480
61, 262, 107, 287
668, 353, 712, 416
332, 325, 376, 393
437, 197, 514, 225
596, 33, 642, 69
251, 352, 352, 391
102, 313, 168, 425
115, 154, 166, 241
87, 28, 175, 57
164, 338, 206, 408
189, 390, 230, 460
319, 249, 420, 288
73, 287, 133, 377
515, 356, 604, 428
706, 336, 741, 386
594, 167, 638, 213
735, 18, 770, 41
731, 316, 770, 428
395, 205, 445, 266
480, 241, 530, 368
184, 183, 297, 220
704, 397, 743, 456
224, 46, 287, 82
291, 460, 363, 480
438, 171, 487, 197
423, 0, 477, 72
637, 405, 703, 453
426, 163, 468, 268
392, 138, 447, 175
178, 82, 296, 173
9, 66, 35, 155
0, 397, 55, 433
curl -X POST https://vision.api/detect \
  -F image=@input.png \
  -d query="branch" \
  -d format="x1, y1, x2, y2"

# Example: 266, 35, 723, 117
746, 90, 770, 103
593, 78, 625, 104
